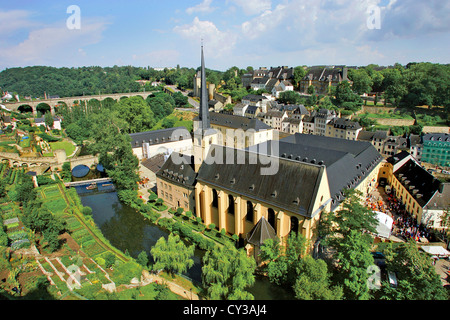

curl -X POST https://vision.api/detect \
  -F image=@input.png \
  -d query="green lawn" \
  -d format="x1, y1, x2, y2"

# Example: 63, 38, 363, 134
365, 111, 414, 120
50, 141, 76, 156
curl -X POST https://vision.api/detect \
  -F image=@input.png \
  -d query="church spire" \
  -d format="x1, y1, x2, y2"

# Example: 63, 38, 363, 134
199, 45, 210, 131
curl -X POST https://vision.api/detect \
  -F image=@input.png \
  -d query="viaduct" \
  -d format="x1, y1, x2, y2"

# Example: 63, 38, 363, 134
1, 90, 170, 115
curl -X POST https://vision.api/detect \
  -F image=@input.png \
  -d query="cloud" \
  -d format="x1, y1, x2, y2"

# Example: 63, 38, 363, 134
132, 50, 181, 67
369, 0, 450, 41
228, 0, 272, 15
186, 0, 216, 15
0, 10, 38, 36
173, 17, 237, 58
0, 18, 109, 68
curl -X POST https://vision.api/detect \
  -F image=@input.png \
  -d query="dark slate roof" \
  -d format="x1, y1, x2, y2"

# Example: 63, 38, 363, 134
246, 216, 277, 247
303, 66, 347, 82
315, 108, 337, 119
328, 117, 362, 130
156, 152, 197, 189
424, 183, 450, 210
292, 105, 309, 115
409, 134, 422, 146
196, 145, 326, 218
206, 112, 272, 131
359, 130, 388, 142
130, 127, 191, 149
254, 133, 383, 210
142, 154, 166, 173
423, 133, 450, 143
242, 94, 268, 102
394, 159, 441, 207
386, 151, 411, 165
245, 106, 260, 115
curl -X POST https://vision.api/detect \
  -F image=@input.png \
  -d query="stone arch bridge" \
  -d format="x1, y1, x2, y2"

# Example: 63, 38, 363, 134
2, 91, 156, 116
0, 151, 98, 171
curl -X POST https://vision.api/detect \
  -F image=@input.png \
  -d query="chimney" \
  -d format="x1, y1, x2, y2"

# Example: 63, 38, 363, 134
342, 67, 348, 81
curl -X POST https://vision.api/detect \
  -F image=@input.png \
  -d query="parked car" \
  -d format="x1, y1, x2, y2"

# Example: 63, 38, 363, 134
388, 271, 398, 288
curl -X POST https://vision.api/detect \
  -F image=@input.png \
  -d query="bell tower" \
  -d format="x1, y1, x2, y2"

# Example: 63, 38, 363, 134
193, 45, 217, 172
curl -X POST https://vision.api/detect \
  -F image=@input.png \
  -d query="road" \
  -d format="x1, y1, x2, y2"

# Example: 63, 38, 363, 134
165, 85, 199, 109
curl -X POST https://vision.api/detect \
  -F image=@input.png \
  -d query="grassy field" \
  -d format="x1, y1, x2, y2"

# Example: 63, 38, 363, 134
152, 110, 195, 132
50, 141, 76, 156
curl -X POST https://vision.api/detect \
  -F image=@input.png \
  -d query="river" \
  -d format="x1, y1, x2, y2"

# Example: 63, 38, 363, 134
75, 183, 293, 300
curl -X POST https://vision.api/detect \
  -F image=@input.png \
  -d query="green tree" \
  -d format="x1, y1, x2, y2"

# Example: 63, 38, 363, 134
278, 91, 301, 104
114, 96, 156, 133
293, 66, 307, 89
319, 189, 377, 300
151, 233, 195, 276
379, 241, 448, 300
137, 251, 149, 268
259, 232, 308, 287
293, 255, 343, 300
381, 68, 407, 106
202, 243, 256, 300
320, 189, 378, 242
348, 69, 373, 95
333, 230, 374, 300
334, 81, 363, 106
44, 112, 54, 130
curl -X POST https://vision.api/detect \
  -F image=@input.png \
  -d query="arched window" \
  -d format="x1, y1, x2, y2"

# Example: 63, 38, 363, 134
246, 201, 254, 222
290, 216, 299, 234
268, 208, 276, 231
212, 189, 218, 208
228, 194, 235, 215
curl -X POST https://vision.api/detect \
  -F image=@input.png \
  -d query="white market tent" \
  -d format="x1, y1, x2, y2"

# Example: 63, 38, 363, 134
420, 245, 450, 257
374, 211, 394, 239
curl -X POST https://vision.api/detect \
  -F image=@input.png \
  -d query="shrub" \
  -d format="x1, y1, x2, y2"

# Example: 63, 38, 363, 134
208, 223, 216, 230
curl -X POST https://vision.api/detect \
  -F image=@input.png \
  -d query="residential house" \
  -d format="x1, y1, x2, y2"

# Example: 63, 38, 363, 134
314, 109, 338, 136
325, 118, 362, 141
409, 134, 423, 162
156, 153, 197, 212
34, 116, 62, 131
208, 99, 223, 112
290, 105, 309, 121
233, 103, 248, 117
299, 66, 351, 95
244, 106, 262, 118
383, 136, 408, 157
271, 80, 294, 98
129, 127, 193, 160
263, 110, 288, 131
241, 94, 270, 112
198, 112, 274, 150
357, 130, 389, 154
379, 152, 447, 228
281, 118, 303, 134
302, 114, 315, 135
421, 133, 450, 167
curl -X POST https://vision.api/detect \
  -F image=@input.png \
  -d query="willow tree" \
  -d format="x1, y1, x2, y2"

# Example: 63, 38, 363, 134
202, 243, 256, 300
151, 234, 195, 277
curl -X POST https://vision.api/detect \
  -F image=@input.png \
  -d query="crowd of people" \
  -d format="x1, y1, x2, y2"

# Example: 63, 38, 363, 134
366, 189, 436, 243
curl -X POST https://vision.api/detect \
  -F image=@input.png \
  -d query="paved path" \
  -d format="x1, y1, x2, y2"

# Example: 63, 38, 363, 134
152, 275, 200, 300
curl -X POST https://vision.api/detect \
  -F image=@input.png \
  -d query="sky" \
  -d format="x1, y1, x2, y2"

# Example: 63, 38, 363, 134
0, 0, 449, 71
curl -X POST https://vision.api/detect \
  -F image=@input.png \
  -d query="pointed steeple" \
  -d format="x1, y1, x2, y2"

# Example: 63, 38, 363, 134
199, 46, 210, 131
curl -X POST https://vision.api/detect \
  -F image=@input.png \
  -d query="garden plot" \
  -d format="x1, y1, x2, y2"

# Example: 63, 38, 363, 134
36, 255, 114, 294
